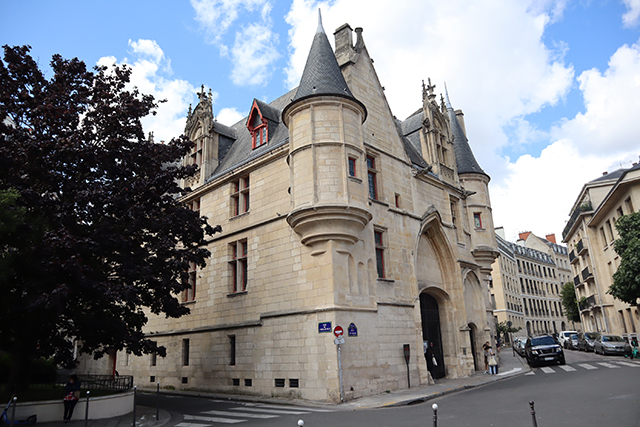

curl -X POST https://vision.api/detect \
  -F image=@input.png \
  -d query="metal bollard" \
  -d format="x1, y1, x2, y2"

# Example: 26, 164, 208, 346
85, 391, 90, 427
530, 401, 538, 427
132, 386, 137, 427
156, 382, 160, 421
432, 403, 438, 427
11, 396, 17, 426
297, 420, 304, 426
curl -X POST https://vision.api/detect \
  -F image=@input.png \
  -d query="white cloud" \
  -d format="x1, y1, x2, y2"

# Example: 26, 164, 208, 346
551, 38, 640, 156
622, 0, 640, 27
191, 0, 280, 86
217, 107, 246, 126
97, 39, 203, 143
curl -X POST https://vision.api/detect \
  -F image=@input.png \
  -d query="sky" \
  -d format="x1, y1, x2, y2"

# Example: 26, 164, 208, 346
2, 0, 640, 244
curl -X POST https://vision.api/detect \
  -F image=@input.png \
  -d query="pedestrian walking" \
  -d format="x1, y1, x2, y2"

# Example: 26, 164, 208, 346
483, 342, 490, 374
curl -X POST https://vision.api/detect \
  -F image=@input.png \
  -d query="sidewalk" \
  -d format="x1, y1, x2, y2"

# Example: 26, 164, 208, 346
39, 348, 528, 427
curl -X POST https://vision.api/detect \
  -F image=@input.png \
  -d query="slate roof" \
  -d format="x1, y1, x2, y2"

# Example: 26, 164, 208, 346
444, 91, 488, 178
588, 168, 627, 184
205, 88, 296, 183
282, 11, 365, 121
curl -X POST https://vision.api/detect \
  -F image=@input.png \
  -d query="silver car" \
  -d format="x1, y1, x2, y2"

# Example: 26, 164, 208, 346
594, 334, 628, 355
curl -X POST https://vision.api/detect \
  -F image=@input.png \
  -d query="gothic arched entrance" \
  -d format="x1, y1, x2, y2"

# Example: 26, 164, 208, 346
420, 293, 445, 379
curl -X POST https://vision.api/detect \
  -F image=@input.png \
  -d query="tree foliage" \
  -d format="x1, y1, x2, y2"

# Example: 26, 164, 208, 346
560, 282, 581, 323
609, 211, 640, 305
0, 45, 218, 385
495, 320, 521, 340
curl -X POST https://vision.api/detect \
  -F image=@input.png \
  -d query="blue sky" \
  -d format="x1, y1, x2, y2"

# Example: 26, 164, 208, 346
2, 0, 640, 242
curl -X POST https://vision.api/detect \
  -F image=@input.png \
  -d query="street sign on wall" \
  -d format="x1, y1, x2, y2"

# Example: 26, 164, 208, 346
318, 322, 332, 333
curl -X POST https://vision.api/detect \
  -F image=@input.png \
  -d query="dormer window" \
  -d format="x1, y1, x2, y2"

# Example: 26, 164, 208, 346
247, 100, 269, 150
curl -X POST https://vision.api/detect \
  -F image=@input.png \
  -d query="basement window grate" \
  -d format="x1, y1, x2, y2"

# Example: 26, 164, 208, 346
150, 376, 155, 383
232, 378, 240, 386
181, 377, 188, 384
275, 378, 285, 388
244, 379, 252, 387
289, 379, 299, 388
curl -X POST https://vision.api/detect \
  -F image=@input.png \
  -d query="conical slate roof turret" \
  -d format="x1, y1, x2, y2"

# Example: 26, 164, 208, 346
445, 86, 488, 178
283, 10, 366, 122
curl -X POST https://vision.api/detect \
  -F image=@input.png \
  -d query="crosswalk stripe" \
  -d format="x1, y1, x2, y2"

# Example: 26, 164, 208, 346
176, 423, 213, 427
184, 415, 245, 424
577, 363, 597, 370
202, 410, 278, 419
558, 365, 576, 371
617, 361, 640, 367
525, 371, 535, 375
540, 367, 556, 373
249, 404, 334, 413
597, 362, 620, 369
229, 407, 310, 415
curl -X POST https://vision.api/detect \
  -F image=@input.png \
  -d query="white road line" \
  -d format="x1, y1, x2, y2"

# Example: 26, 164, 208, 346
540, 367, 556, 374
597, 362, 620, 369
617, 361, 640, 367
229, 407, 310, 415
558, 365, 576, 371
202, 410, 278, 419
175, 423, 213, 427
183, 415, 245, 424
249, 404, 334, 413
577, 363, 598, 370
525, 371, 535, 375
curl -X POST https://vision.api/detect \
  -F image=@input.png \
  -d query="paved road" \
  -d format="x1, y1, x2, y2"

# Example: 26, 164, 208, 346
138, 349, 640, 427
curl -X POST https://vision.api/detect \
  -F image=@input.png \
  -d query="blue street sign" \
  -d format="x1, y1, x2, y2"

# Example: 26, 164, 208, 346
348, 323, 358, 337
318, 322, 332, 333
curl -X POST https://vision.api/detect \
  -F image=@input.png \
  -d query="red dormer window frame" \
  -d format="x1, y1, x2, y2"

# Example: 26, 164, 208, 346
247, 100, 269, 150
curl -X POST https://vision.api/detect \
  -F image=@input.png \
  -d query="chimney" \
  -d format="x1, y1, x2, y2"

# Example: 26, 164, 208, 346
602, 171, 608, 176
545, 234, 557, 244
518, 231, 531, 241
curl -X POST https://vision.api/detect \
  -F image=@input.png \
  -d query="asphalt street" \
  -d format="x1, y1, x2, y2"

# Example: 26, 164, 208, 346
137, 348, 640, 427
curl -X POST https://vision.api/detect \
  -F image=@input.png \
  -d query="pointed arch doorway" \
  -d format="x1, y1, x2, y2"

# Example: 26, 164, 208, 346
420, 293, 446, 379
468, 323, 481, 371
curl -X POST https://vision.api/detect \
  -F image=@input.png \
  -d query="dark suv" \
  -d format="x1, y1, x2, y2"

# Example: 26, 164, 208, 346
525, 334, 565, 367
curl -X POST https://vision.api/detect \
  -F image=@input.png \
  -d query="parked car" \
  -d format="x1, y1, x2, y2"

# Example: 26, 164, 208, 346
594, 334, 628, 355
514, 337, 527, 357
525, 334, 565, 367
567, 334, 579, 350
558, 330, 578, 349
577, 332, 599, 352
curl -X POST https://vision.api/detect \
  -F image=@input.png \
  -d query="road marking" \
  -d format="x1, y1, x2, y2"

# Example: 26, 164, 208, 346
184, 415, 245, 424
617, 361, 640, 367
558, 365, 576, 371
540, 367, 556, 374
525, 371, 535, 375
497, 367, 522, 376
202, 411, 278, 419
577, 363, 598, 370
229, 407, 310, 415
597, 362, 620, 369
176, 423, 213, 427
248, 404, 334, 413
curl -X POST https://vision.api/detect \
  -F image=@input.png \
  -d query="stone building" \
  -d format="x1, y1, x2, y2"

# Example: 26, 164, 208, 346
491, 229, 573, 338
563, 163, 640, 339
107, 17, 498, 402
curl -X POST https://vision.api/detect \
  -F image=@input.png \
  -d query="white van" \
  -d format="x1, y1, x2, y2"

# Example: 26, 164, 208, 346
559, 330, 578, 348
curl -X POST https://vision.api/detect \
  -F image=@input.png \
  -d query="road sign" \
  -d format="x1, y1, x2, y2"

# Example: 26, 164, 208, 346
334, 337, 345, 345
334, 325, 344, 338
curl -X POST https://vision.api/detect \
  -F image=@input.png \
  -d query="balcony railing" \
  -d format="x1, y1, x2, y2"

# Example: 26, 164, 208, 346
582, 266, 593, 281
569, 250, 577, 264
574, 275, 581, 287
577, 239, 586, 255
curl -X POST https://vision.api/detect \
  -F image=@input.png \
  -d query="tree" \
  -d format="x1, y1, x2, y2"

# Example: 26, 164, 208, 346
560, 282, 581, 323
608, 211, 640, 305
495, 320, 521, 342
0, 45, 219, 387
